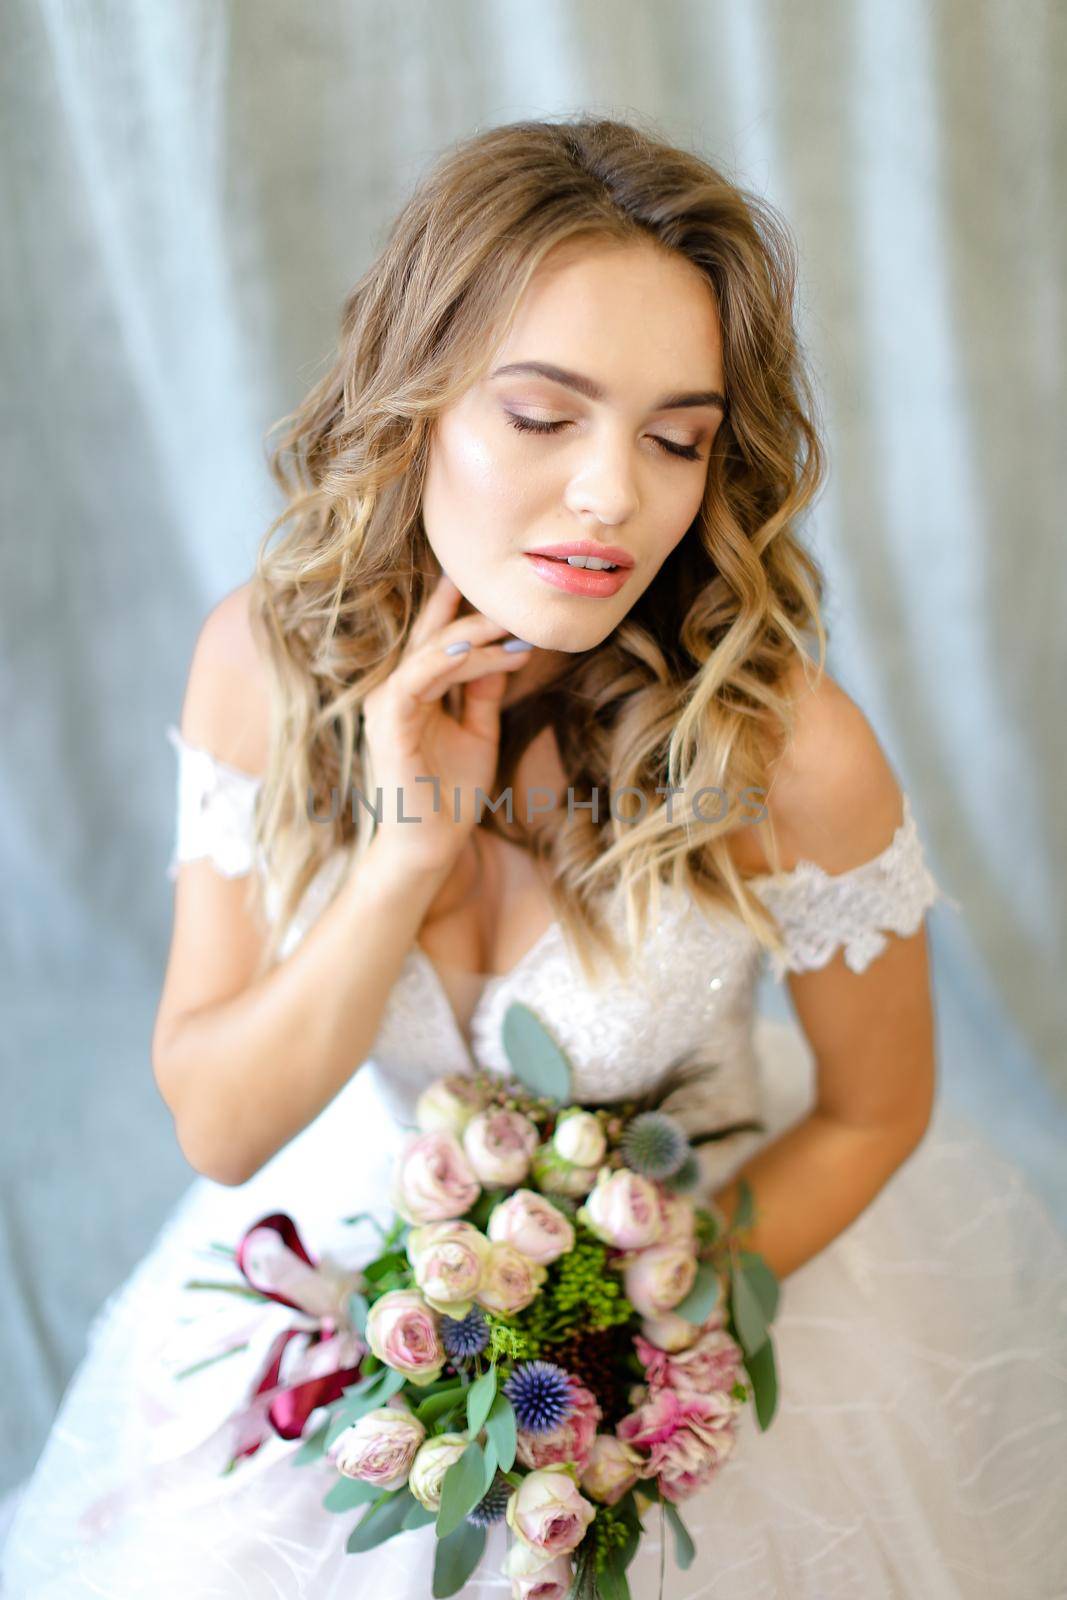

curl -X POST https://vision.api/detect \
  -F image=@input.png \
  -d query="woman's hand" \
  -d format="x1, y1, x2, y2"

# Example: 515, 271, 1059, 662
359, 572, 535, 877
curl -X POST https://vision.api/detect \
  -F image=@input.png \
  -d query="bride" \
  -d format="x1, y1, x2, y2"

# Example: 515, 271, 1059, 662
4, 115, 1065, 1599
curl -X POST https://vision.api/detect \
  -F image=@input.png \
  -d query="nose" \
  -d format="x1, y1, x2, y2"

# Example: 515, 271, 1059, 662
562, 430, 640, 527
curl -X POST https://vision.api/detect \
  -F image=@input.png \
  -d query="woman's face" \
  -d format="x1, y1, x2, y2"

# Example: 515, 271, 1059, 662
420, 237, 727, 687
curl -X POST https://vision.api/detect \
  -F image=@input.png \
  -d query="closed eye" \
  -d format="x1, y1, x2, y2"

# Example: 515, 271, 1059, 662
503, 411, 704, 462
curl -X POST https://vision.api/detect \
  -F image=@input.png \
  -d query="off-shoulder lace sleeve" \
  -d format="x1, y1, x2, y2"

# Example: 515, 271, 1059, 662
750, 793, 959, 979
165, 723, 263, 881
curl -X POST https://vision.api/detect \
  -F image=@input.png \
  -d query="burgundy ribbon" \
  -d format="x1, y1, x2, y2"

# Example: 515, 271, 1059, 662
224, 1212, 368, 1466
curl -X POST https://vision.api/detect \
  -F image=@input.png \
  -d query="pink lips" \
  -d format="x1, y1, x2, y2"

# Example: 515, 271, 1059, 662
523, 552, 633, 598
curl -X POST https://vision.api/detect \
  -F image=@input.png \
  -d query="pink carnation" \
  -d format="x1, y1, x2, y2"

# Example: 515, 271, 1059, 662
635, 1319, 743, 1397
616, 1385, 741, 1497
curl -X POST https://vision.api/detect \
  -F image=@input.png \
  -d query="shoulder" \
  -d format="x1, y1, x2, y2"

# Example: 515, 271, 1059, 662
731, 656, 905, 877
178, 579, 273, 778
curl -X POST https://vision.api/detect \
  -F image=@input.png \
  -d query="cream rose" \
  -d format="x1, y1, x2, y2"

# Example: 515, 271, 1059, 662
475, 1241, 546, 1315
505, 1465, 597, 1562
622, 1243, 698, 1319
488, 1190, 576, 1266
408, 1432, 468, 1511
504, 1542, 575, 1599
639, 1311, 701, 1352
392, 1130, 481, 1225
462, 1108, 540, 1187
577, 1168, 663, 1250
406, 1220, 491, 1316
331, 1404, 425, 1489
415, 1074, 487, 1137
530, 1143, 600, 1199
579, 1433, 646, 1505
551, 1109, 607, 1168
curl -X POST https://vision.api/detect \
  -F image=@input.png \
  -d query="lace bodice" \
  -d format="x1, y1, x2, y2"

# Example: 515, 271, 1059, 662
164, 723, 954, 1125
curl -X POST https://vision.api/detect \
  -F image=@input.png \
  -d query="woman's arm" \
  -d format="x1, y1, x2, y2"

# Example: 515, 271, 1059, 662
711, 671, 938, 1280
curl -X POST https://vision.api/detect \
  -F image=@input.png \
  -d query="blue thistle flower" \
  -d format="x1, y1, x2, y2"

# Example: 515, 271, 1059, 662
620, 1110, 690, 1179
503, 1360, 574, 1433
440, 1306, 489, 1361
466, 1472, 510, 1526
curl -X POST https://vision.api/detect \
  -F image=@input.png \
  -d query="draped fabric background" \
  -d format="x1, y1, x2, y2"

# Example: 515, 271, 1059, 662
1, 0, 1064, 1504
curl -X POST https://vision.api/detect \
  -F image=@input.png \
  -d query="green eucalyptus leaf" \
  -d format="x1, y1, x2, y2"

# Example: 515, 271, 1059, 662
733, 1177, 755, 1232
347, 1290, 369, 1335
432, 1519, 487, 1598
738, 1250, 779, 1324
485, 1392, 517, 1473
415, 1385, 465, 1428
744, 1333, 779, 1430
345, 1486, 417, 1553
664, 1500, 695, 1570
501, 1001, 572, 1104
402, 1500, 438, 1530
436, 1441, 487, 1540
730, 1259, 769, 1355
466, 1365, 497, 1437
599, 1551, 632, 1600
322, 1475, 381, 1512
672, 1261, 721, 1325
290, 1418, 330, 1467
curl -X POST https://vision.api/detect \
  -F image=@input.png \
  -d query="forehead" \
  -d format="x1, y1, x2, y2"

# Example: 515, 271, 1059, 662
491, 238, 724, 390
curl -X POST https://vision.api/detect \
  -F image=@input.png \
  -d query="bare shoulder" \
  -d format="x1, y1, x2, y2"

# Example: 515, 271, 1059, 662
178, 579, 273, 778
728, 656, 905, 877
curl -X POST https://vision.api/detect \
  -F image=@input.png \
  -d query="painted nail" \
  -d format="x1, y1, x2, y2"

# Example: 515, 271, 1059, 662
444, 640, 471, 655
502, 638, 534, 652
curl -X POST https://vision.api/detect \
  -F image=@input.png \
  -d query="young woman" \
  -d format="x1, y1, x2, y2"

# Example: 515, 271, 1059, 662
5, 115, 1065, 1598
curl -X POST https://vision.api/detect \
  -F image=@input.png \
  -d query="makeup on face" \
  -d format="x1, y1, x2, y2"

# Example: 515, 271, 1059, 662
420, 239, 726, 653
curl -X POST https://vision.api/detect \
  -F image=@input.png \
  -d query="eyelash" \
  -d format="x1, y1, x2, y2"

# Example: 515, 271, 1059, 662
503, 411, 703, 462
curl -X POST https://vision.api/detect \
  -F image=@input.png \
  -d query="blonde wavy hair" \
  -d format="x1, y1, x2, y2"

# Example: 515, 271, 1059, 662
243, 113, 829, 987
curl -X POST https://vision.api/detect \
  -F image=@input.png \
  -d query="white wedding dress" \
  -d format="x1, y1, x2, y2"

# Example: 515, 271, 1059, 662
3, 725, 1066, 1599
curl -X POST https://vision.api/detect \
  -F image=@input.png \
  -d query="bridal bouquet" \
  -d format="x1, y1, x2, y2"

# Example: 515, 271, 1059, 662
183, 1002, 780, 1599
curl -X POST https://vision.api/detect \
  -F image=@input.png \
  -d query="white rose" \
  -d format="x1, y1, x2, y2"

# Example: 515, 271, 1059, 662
552, 1109, 607, 1168
408, 1432, 468, 1511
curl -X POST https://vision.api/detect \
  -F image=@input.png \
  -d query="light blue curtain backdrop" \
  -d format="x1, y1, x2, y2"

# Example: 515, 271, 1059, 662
1, 0, 1064, 1501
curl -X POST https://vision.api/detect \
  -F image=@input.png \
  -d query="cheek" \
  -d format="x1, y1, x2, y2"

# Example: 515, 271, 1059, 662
434, 420, 540, 518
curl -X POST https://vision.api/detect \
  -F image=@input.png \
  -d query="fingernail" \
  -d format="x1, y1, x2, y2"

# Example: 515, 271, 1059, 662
502, 638, 534, 652
444, 640, 471, 655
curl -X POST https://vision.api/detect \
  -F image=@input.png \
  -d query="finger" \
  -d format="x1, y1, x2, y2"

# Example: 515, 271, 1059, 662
406, 571, 462, 651
406, 639, 532, 709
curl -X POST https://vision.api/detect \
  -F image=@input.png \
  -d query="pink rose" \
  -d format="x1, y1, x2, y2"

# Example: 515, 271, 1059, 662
622, 1244, 698, 1319
392, 1131, 481, 1224
364, 1289, 444, 1386
579, 1434, 645, 1505
330, 1403, 425, 1488
463, 1109, 540, 1186
475, 1241, 546, 1315
505, 1465, 597, 1561
516, 1379, 601, 1473
656, 1190, 698, 1250
576, 1169, 663, 1251
508, 1552, 574, 1599
406, 1220, 491, 1316
488, 1190, 576, 1266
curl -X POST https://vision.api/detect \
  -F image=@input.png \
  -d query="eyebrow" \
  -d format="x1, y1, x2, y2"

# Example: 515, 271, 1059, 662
490, 360, 727, 414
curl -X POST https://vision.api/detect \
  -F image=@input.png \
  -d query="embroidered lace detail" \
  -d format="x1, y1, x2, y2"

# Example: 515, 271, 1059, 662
748, 794, 958, 979
164, 724, 263, 882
